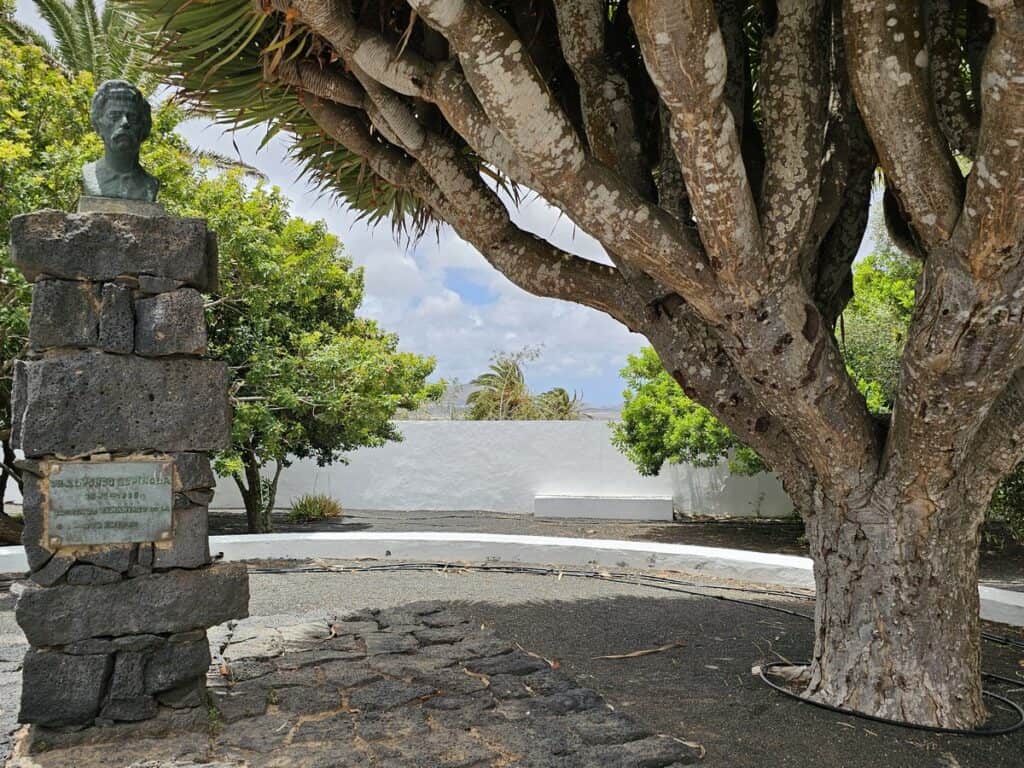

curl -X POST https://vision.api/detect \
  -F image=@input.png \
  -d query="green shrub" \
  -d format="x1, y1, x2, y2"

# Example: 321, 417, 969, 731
987, 461, 1024, 547
286, 494, 344, 523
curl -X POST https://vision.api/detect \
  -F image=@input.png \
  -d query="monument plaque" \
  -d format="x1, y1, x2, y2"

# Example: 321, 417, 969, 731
46, 461, 173, 546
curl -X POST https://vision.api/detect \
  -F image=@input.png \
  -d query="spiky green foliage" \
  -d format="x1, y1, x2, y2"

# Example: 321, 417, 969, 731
0, 0, 157, 89
286, 493, 343, 523
122, 0, 434, 234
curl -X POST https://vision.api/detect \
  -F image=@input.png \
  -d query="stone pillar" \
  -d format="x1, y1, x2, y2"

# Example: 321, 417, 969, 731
8, 206, 249, 729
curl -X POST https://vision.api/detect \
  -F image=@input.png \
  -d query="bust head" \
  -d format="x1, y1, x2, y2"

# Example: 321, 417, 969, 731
83, 80, 159, 202
91, 80, 152, 158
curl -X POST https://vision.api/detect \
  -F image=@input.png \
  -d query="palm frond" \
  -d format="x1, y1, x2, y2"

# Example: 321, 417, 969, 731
189, 148, 269, 180
0, 17, 61, 67
26, 0, 79, 69
71, 0, 101, 75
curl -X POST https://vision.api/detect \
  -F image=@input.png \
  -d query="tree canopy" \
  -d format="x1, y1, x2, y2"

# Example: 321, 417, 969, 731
611, 346, 764, 477
178, 172, 442, 532
0, 0, 157, 88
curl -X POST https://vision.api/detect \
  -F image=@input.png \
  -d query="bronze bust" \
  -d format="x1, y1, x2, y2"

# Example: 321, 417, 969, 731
82, 80, 160, 202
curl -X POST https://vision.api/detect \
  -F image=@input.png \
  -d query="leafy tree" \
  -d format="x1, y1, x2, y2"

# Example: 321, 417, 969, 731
169, 173, 441, 533
0, 37, 96, 540
611, 347, 764, 477
115, 0, 1024, 727
534, 387, 585, 421
466, 349, 585, 421
839, 221, 921, 412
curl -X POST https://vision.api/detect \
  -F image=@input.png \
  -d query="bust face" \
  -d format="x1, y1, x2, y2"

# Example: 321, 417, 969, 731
95, 93, 147, 156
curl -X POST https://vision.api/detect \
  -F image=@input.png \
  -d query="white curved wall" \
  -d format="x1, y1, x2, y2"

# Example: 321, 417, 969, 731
209, 421, 794, 518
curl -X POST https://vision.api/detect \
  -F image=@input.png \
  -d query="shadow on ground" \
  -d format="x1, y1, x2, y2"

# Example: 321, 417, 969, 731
453, 594, 1024, 768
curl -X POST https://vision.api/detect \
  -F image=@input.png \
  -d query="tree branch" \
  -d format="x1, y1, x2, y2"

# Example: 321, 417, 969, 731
759, 1, 830, 272
805, 5, 877, 326
267, 57, 364, 107
553, 0, 652, 195
630, 0, 764, 286
924, 0, 979, 156
958, 2, 1024, 279
407, 0, 721, 319
843, 0, 963, 251
959, 365, 1024, 512
302, 96, 633, 321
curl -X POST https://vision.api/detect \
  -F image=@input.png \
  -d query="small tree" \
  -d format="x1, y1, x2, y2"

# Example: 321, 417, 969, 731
612, 347, 765, 477
172, 174, 441, 533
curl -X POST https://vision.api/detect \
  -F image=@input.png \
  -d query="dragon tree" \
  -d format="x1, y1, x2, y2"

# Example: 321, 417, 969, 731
129, 0, 1024, 729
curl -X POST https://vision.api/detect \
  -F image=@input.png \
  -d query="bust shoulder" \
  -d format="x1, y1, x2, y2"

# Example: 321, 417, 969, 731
81, 161, 101, 196
141, 169, 160, 203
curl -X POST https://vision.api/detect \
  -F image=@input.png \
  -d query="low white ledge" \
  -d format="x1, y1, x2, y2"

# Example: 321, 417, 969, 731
534, 494, 674, 521
0, 533, 1020, 627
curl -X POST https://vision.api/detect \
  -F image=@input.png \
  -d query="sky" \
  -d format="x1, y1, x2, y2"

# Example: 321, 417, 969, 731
12, 0, 876, 406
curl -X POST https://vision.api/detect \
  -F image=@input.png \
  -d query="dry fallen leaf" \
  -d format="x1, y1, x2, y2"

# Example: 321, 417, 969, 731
515, 643, 560, 669
663, 737, 704, 761
594, 641, 685, 660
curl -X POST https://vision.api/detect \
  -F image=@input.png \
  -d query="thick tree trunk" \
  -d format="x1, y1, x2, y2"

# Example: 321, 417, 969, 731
802, 487, 986, 729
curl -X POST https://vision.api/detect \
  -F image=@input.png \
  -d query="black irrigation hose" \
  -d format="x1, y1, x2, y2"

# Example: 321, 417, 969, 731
759, 662, 1024, 737
247, 558, 1024, 735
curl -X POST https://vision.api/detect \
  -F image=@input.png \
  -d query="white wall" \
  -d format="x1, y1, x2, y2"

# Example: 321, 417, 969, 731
209, 421, 794, 518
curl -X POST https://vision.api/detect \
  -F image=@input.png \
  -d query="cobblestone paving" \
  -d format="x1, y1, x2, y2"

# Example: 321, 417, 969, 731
7, 602, 700, 767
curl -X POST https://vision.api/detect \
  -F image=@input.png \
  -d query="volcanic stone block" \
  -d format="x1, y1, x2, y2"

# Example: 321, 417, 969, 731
78, 544, 134, 573
145, 633, 211, 693
156, 678, 207, 709
66, 564, 122, 585
20, 649, 113, 726
100, 695, 158, 722
20, 472, 53, 571
29, 280, 101, 349
10, 210, 214, 290
153, 505, 210, 570
12, 352, 231, 456
108, 651, 147, 698
135, 289, 207, 357
29, 553, 74, 587
15, 561, 249, 647
101, 650, 161, 721
138, 275, 184, 294
172, 452, 215, 491
99, 282, 134, 354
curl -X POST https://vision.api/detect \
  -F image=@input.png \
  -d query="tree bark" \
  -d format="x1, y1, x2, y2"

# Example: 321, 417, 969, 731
235, 451, 274, 534
803, 484, 986, 729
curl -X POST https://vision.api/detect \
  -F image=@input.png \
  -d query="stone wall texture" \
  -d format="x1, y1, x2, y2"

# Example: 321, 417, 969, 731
8, 209, 247, 730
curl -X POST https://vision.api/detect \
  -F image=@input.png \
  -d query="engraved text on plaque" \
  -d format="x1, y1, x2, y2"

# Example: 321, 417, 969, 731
46, 461, 174, 546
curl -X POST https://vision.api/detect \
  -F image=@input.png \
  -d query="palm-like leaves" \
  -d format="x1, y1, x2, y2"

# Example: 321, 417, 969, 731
466, 352, 586, 421
467, 356, 537, 421
1, 0, 158, 90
